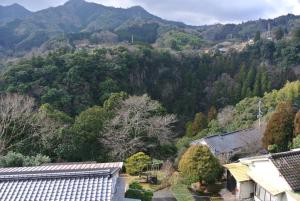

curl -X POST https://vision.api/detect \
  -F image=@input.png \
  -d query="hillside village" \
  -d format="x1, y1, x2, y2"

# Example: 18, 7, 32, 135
0, 0, 300, 201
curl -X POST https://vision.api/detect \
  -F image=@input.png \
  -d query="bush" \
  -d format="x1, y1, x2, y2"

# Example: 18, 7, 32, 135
125, 182, 153, 201
0, 152, 50, 167
293, 135, 300, 149
125, 152, 151, 176
178, 145, 223, 185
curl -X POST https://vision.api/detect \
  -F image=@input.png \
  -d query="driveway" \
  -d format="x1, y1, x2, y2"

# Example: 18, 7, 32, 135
152, 188, 177, 201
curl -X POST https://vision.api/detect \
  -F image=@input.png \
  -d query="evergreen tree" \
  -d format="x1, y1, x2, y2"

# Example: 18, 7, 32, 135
254, 31, 261, 42
274, 27, 284, 40
178, 145, 223, 185
262, 102, 295, 152
253, 69, 262, 96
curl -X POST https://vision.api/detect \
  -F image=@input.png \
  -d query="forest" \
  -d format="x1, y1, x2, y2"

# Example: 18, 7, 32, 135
1, 29, 300, 164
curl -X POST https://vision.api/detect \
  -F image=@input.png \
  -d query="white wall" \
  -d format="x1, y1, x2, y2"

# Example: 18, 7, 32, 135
239, 181, 254, 200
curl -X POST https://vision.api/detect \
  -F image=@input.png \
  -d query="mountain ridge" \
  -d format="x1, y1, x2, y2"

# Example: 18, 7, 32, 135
1, 0, 300, 59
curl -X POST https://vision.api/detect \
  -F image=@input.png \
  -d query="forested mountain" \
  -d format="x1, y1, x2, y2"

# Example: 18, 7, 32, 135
1, 0, 300, 60
0, 4, 32, 24
0, 0, 185, 58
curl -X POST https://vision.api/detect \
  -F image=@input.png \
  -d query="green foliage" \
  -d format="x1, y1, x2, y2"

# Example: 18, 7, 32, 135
254, 31, 261, 42
293, 135, 300, 148
56, 106, 109, 162
159, 31, 204, 50
39, 103, 73, 124
103, 92, 128, 111
178, 145, 223, 185
262, 102, 295, 152
294, 110, 300, 137
0, 152, 50, 167
125, 152, 151, 176
274, 27, 284, 40
191, 112, 207, 136
99, 78, 120, 103
125, 182, 153, 201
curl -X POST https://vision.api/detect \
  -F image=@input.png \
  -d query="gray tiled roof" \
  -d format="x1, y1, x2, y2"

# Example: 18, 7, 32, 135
0, 162, 123, 201
270, 150, 300, 191
191, 128, 263, 154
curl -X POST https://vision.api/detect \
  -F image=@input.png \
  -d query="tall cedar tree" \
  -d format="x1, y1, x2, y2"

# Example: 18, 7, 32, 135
262, 102, 295, 152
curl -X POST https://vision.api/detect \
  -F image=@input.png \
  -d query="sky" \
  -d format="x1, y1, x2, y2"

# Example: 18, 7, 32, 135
1, 0, 300, 25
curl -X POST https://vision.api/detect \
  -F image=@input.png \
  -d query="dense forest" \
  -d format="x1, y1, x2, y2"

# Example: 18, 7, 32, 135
1, 29, 300, 163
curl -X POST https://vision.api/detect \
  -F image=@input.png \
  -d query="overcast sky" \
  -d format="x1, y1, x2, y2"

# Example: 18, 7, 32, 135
1, 0, 300, 25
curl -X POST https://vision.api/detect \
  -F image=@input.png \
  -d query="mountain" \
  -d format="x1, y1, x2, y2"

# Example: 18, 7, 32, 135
0, 0, 186, 58
1, 0, 300, 59
0, 3, 32, 24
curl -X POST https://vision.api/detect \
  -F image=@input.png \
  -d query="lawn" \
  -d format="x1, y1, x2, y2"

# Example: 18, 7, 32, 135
170, 183, 196, 201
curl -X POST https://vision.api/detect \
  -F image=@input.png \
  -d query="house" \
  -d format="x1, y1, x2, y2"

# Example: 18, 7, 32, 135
190, 128, 263, 164
0, 162, 135, 201
224, 149, 300, 201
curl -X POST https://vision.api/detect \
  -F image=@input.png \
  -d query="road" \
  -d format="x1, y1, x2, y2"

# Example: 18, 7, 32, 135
152, 188, 177, 201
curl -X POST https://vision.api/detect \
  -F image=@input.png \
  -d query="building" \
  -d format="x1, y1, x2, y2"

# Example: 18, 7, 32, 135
224, 149, 300, 201
190, 128, 263, 164
0, 162, 135, 201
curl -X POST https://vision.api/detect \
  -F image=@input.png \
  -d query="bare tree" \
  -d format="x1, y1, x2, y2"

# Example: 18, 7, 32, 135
217, 105, 235, 128
0, 93, 58, 154
103, 94, 176, 160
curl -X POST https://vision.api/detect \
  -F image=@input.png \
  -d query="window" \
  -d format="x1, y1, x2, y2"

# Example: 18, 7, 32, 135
254, 183, 277, 201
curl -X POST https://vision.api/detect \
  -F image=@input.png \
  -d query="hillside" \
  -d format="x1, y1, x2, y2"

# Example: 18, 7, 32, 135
0, 3, 32, 24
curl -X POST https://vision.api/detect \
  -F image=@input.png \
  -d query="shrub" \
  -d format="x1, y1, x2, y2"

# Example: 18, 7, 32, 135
125, 152, 151, 176
125, 182, 153, 201
178, 145, 223, 185
0, 152, 50, 167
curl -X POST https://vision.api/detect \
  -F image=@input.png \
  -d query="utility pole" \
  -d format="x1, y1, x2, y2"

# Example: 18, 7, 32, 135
131, 35, 134, 44
257, 99, 263, 128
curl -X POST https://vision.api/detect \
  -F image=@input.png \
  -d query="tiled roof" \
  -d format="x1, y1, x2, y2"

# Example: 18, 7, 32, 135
270, 150, 300, 191
0, 162, 123, 174
0, 162, 123, 201
191, 128, 263, 154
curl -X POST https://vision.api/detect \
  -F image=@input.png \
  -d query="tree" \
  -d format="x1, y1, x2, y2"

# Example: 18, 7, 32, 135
293, 135, 300, 148
103, 94, 176, 160
192, 112, 207, 135
125, 152, 151, 176
274, 27, 284, 40
207, 106, 217, 122
294, 110, 300, 137
178, 145, 223, 185
0, 152, 50, 167
125, 182, 153, 201
0, 93, 58, 155
254, 31, 261, 42
56, 106, 109, 161
262, 102, 295, 152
